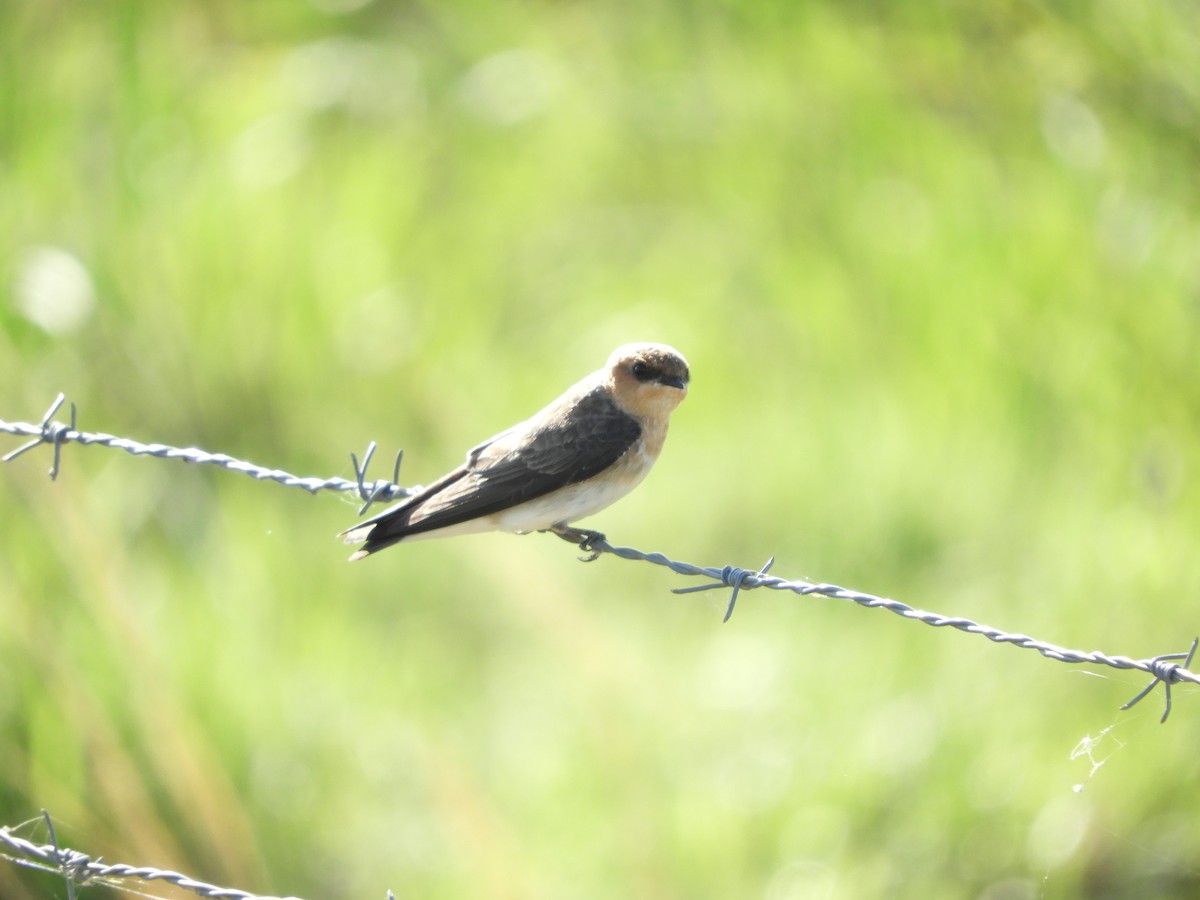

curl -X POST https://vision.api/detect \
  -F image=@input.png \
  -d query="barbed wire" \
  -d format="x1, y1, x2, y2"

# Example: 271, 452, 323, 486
0, 811, 307, 900
3, 392, 1198, 727
0, 393, 413, 511
4, 392, 1200, 898
585, 538, 1200, 721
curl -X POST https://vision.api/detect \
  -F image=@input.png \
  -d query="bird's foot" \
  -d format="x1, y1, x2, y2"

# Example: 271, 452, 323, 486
544, 525, 607, 562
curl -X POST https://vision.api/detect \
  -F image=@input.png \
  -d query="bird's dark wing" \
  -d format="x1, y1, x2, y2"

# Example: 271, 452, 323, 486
408, 385, 641, 528
344, 385, 641, 553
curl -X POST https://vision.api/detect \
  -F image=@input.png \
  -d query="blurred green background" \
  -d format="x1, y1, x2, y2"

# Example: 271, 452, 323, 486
3, 1, 1200, 898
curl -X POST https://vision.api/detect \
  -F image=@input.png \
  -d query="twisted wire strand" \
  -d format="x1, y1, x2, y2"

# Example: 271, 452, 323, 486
3, 394, 1197, 721
0, 817, 302, 900
588, 538, 1200, 704
1, 393, 412, 505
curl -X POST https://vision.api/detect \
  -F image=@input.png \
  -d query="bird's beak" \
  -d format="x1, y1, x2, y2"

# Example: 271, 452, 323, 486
661, 376, 688, 390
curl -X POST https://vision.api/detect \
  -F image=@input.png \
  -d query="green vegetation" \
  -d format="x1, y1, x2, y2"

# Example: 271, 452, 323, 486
3, 2, 1199, 897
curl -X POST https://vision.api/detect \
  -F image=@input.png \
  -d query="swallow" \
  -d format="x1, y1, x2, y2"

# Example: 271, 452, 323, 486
340, 342, 690, 560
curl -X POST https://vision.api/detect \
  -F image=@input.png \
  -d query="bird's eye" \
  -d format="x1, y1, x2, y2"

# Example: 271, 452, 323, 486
631, 361, 655, 382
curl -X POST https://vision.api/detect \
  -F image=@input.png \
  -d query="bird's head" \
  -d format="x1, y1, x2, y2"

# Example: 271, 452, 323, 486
607, 342, 690, 418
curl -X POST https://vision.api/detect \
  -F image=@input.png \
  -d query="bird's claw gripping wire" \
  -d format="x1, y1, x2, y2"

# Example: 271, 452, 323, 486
546, 525, 607, 561
672, 557, 776, 622
349, 441, 406, 514
1, 393, 76, 480
1121, 637, 1198, 724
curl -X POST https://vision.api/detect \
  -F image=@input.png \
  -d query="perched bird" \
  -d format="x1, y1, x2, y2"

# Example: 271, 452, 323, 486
340, 342, 690, 560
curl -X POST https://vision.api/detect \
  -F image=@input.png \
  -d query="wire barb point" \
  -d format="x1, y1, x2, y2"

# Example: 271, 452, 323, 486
1120, 636, 1198, 724
41, 809, 94, 900
672, 556, 776, 622
1, 393, 76, 479
391, 448, 404, 485
350, 442, 408, 514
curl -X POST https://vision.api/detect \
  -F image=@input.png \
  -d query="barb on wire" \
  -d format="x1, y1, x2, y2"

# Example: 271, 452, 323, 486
582, 537, 1200, 723
1, 393, 413, 506
349, 442, 406, 515
3, 394, 1198, 722
673, 557, 776, 622
1119, 637, 1199, 723
1, 393, 75, 479
0, 814, 302, 900
41, 810, 84, 900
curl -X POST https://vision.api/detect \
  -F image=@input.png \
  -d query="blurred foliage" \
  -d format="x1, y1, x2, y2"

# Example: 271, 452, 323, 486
2, 1, 1200, 898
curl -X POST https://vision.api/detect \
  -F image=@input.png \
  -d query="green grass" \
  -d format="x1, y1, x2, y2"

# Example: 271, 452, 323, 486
3, 2, 1200, 898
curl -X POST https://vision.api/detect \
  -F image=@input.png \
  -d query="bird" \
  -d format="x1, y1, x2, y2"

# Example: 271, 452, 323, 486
340, 342, 690, 561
